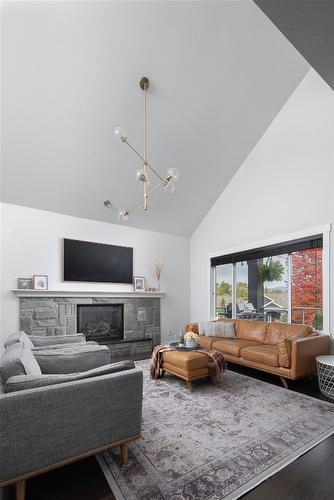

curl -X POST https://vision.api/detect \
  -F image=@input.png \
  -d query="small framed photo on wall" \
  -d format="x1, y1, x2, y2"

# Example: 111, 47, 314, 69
134, 276, 145, 292
33, 274, 49, 290
17, 278, 32, 290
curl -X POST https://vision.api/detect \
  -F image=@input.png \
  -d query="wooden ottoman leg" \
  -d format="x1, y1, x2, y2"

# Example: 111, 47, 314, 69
186, 380, 193, 392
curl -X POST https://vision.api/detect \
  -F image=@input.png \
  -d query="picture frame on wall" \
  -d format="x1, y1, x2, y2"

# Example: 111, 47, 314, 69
134, 276, 145, 292
17, 278, 33, 290
33, 274, 49, 290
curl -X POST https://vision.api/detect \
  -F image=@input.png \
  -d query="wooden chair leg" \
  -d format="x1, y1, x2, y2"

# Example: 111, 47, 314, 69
279, 376, 288, 389
120, 442, 128, 465
15, 480, 26, 500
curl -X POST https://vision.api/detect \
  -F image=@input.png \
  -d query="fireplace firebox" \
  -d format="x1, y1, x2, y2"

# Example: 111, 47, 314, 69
77, 304, 124, 343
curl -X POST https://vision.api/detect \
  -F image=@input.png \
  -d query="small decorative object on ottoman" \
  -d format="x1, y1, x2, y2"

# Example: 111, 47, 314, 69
184, 331, 200, 348
151, 344, 226, 391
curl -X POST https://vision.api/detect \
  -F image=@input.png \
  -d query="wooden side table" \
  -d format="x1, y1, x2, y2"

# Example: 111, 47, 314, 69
316, 355, 334, 400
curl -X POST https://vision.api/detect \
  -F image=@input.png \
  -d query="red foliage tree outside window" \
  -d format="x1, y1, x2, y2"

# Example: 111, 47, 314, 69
291, 248, 323, 329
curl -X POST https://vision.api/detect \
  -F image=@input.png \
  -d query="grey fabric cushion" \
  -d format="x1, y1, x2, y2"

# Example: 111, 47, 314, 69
224, 322, 236, 339
205, 322, 236, 338
32, 341, 98, 351
5, 360, 135, 392
30, 333, 86, 347
205, 322, 223, 337
4, 331, 34, 350
0, 344, 42, 382
198, 322, 206, 336
34, 344, 110, 374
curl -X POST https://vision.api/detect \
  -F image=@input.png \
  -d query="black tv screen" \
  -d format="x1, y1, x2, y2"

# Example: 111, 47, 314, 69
63, 239, 133, 284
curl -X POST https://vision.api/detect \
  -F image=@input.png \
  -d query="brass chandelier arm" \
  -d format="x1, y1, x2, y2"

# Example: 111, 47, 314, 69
145, 162, 165, 182
126, 178, 166, 215
123, 139, 164, 182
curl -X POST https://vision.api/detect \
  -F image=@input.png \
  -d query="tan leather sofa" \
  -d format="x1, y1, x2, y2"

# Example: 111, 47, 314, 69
186, 320, 330, 387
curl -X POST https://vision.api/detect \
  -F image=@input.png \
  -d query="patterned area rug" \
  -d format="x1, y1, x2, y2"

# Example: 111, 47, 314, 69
97, 360, 334, 500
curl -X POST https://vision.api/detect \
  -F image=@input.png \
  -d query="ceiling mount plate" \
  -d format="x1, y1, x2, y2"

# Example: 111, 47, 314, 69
140, 77, 149, 90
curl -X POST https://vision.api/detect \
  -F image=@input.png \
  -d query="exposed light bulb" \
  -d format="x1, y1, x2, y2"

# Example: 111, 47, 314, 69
164, 180, 175, 194
117, 209, 129, 222
136, 169, 150, 186
114, 127, 126, 141
136, 169, 146, 182
166, 168, 179, 181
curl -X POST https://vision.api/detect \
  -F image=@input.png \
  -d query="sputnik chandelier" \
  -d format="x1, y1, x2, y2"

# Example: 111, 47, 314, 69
113, 77, 179, 221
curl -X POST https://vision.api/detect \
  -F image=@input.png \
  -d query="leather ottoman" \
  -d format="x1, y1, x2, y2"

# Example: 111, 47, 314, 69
161, 350, 210, 391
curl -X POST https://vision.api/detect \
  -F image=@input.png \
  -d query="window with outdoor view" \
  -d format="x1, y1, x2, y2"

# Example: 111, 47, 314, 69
212, 235, 323, 330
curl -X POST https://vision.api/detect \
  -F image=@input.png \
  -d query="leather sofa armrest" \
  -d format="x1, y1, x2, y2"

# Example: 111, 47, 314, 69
289, 334, 330, 379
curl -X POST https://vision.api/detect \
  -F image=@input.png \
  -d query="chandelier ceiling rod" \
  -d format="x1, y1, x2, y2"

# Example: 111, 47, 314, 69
143, 78, 148, 210
112, 76, 179, 222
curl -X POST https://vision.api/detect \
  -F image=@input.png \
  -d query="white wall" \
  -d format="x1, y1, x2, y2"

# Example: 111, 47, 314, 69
0, 203, 190, 349
190, 69, 334, 333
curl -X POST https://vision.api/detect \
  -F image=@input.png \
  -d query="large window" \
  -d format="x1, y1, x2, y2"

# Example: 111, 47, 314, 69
212, 235, 323, 330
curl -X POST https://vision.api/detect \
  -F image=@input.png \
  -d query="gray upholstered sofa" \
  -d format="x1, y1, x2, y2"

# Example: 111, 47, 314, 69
0, 332, 143, 500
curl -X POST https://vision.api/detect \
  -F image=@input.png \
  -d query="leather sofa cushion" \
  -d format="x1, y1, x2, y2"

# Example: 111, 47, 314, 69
197, 336, 218, 350
241, 344, 279, 367
236, 320, 268, 343
212, 339, 260, 357
162, 351, 208, 371
265, 323, 312, 345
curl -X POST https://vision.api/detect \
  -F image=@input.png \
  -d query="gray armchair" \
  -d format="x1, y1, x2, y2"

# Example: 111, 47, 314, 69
0, 331, 143, 500
0, 366, 143, 500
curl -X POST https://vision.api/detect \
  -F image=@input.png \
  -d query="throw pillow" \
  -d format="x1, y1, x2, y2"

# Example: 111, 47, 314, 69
205, 322, 216, 337
4, 331, 34, 350
198, 322, 206, 336
205, 321, 236, 338
224, 322, 236, 339
0, 343, 42, 383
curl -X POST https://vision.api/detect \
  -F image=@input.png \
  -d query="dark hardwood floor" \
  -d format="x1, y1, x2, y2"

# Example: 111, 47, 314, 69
5, 360, 334, 500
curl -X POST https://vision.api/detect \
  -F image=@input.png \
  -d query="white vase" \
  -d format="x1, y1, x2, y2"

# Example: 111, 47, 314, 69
185, 339, 197, 348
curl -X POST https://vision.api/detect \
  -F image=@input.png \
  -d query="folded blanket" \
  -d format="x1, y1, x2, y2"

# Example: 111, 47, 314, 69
150, 344, 226, 385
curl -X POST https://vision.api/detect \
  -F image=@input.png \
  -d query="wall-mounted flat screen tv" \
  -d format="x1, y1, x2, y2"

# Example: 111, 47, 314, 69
63, 239, 133, 284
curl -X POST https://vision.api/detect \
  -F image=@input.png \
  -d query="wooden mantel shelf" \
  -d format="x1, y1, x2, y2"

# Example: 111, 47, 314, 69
11, 289, 166, 299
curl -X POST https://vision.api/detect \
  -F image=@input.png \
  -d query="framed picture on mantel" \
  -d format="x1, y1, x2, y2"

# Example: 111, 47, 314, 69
33, 274, 48, 290
134, 276, 145, 292
17, 278, 32, 290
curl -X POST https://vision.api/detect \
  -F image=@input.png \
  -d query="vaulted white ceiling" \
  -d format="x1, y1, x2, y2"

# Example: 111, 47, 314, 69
1, 1, 309, 235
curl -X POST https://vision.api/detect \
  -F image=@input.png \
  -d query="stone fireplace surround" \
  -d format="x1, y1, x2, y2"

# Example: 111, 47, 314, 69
15, 291, 162, 360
